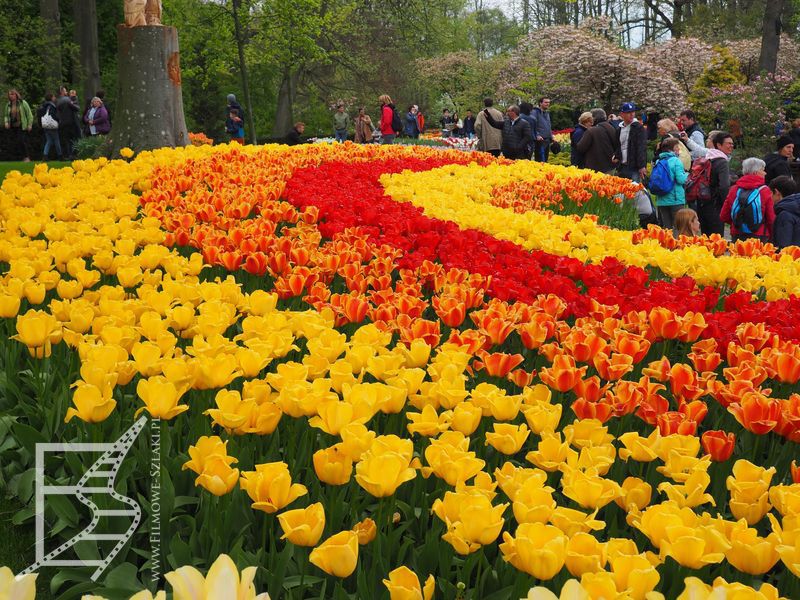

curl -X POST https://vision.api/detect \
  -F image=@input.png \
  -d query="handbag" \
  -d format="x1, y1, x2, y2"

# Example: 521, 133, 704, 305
41, 111, 58, 130
550, 140, 562, 154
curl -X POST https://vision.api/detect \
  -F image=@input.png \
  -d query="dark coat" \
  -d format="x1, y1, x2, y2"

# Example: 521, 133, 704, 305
226, 101, 245, 134
570, 124, 587, 168
482, 110, 532, 159
619, 120, 647, 170
763, 152, 791, 185
710, 157, 731, 207
84, 105, 110, 134
285, 127, 303, 145
788, 127, 800, 160
773, 192, 800, 248
462, 116, 476, 136
575, 121, 620, 173
56, 95, 79, 132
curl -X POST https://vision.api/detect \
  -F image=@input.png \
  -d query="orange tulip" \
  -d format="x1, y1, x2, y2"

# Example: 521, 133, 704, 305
538, 354, 586, 393
613, 330, 651, 363
656, 411, 697, 436
432, 295, 467, 327
728, 392, 781, 435
563, 330, 607, 363
791, 461, 800, 484
773, 351, 800, 384
648, 307, 681, 339
701, 430, 735, 462
571, 398, 613, 423
518, 315, 556, 350
478, 352, 524, 378
572, 376, 609, 403
592, 352, 633, 381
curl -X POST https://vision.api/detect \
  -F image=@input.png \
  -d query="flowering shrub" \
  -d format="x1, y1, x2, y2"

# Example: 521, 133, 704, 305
188, 132, 214, 146
0, 144, 798, 599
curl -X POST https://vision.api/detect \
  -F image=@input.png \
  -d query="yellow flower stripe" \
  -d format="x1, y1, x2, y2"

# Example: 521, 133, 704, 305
381, 162, 800, 301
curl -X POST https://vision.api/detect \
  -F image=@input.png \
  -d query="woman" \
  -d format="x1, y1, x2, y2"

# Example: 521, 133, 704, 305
83, 97, 111, 136
655, 118, 691, 170
354, 108, 374, 144
769, 175, 800, 249
404, 105, 420, 139
653, 137, 689, 230
378, 94, 396, 144
674, 208, 701, 237
38, 93, 62, 161
4, 89, 33, 161
570, 111, 593, 168
720, 157, 775, 242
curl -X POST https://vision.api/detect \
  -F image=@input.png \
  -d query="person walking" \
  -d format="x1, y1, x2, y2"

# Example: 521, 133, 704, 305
651, 137, 689, 230
225, 94, 245, 144
4, 89, 33, 162
769, 176, 800, 249
480, 104, 532, 160
575, 108, 620, 174
83, 97, 111, 136
570, 112, 593, 168
38, 93, 62, 161
354, 107, 374, 144
379, 95, 396, 145
698, 131, 734, 236
333, 103, 350, 143
56, 86, 80, 158
532, 97, 553, 162
474, 98, 503, 157
763, 136, 794, 184
404, 105, 420, 139
462, 110, 476, 139
617, 102, 647, 183
519, 102, 536, 159
720, 157, 775, 242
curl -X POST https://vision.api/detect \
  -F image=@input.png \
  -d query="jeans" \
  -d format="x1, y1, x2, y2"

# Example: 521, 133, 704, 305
334, 129, 347, 143
658, 204, 685, 231
618, 165, 642, 183
43, 129, 62, 160
696, 200, 725, 236
535, 139, 551, 162
381, 134, 395, 145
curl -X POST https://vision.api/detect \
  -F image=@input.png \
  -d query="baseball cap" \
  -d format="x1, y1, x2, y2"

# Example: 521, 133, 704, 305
619, 102, 637, 113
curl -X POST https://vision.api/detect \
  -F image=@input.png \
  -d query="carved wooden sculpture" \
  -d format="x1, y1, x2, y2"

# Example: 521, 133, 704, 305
124, 0, 162, 27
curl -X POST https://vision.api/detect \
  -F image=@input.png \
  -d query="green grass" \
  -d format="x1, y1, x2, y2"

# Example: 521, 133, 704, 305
0, 496, 54, 599
0, 161, 71, 181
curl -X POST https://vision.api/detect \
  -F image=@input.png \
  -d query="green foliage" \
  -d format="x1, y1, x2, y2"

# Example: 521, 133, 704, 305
688, 46, 746, 127
0, 1, 47, 102
74, 134, 111, 159
785, 78, 800, 121
548, 104, 574, 130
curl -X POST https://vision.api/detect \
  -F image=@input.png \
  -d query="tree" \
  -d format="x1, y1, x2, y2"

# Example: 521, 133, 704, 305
688, 45, 746, 127
73, 0, 102, 105
415, 51, 504, 114
634, 38, 713, 96
758, 0, 785, 74
39, 0, 62, 90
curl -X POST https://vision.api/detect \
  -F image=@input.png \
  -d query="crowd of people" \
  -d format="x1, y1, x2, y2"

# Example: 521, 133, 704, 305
4, 87, 111, 161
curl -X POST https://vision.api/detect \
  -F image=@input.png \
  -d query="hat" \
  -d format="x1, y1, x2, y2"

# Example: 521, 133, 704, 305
777, 135, 794, 150
619, 102, 636, 113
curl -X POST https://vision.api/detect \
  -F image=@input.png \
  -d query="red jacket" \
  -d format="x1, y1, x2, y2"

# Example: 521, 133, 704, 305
720, 173, 775, 238
380, 104, 395, 136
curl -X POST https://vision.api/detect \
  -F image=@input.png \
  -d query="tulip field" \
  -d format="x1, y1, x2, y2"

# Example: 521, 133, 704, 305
1, 142, 800, 599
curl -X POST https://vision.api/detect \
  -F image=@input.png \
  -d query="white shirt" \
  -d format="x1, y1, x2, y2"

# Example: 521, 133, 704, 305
619, 119, 638, 164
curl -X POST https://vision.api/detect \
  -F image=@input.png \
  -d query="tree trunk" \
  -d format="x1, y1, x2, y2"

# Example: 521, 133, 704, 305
231, 0, 257, 144
758, 0, 784, 74
273, 69, 297, 138
112, 25, 189, 153
39, 0, 62, 90
73, 0, 102, 106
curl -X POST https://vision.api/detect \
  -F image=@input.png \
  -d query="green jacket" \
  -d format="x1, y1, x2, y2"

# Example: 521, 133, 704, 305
4, 99, 34, 130
333, 111, 350, 131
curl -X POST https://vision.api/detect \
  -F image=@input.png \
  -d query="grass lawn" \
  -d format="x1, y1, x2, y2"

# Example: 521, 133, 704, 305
0, 161, 72, 181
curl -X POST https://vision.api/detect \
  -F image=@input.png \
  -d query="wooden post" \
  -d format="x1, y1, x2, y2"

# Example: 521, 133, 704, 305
112, 25, 189, 153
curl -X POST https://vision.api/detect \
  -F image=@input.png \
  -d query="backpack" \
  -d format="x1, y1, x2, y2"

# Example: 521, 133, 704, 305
685, 157, 712, 204
648, 158, 675, 196
391, 108, 402, 134
731, 186, 766, 234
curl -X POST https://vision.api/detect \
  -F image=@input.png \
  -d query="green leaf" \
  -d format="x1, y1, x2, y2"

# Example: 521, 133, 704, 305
282, 575, 324, 589
103, 561, 143, 592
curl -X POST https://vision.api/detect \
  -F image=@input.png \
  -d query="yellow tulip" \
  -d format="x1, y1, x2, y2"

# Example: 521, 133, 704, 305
313, 444, 353, 486
724, 523, 780, 575
309, 530, 359, 578
383, 566, 435, 600
525, 433, 576, 472
432, 490, 507, 554
0, 566, 37, 600
407, 405, 452, 437
338, 422, 376, 461
352, 518, 377, 545
564, 533, 606, 577
136, 376, 189, 420
309, 400, 360, 436
278, 503, 326, 547
14, 309, 61, 357
64, 383, 116, 423
520, 402, 562, 436
165, 553, 269, 600
205, 389, 252, 430
485, 423, 530, 455
449, 401, 482, 435
500, 522, 567, 580
561, 468, 621, 510
610, 553, 660, 600
355, 451, 416, 498
615, 477, 652, 512
0, 294, 21, 319
512, 477, 556, 525
240, 462, 307, 513
195, 455, 240, 496
182, 436, 237, 475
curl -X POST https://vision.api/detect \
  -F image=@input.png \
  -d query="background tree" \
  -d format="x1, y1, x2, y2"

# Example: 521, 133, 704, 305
39, 0, 62, 90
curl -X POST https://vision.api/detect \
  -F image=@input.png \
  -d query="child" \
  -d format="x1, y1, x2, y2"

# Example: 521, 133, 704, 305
652, 137, 688, 230
674, 208, 701, 237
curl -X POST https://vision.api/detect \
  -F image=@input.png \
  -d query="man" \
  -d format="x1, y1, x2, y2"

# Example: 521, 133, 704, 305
462, 110, 476, 139
575, 108, 621, 174
440, 109, 455, 137
481, 104, 532, 160
617, 102, 647, 182
333, 103, 350, 143
474, 98, 503, 157
519, 102, 537, 158
763, 136, 794, 184
56, 86, 80, 158
286, 122, 305, 145
404, 105, 421, 139
532, 97, 552, 162
225, 94, 245, 144
678, 109, 706, 159
700, 131, 733, 236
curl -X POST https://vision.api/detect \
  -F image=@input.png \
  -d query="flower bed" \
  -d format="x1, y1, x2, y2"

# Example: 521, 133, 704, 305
0, 144, 798, 599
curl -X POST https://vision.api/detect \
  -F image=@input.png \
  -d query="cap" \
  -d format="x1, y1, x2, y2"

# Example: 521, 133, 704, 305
619, 102, 637, 113
777, 135, 794, 150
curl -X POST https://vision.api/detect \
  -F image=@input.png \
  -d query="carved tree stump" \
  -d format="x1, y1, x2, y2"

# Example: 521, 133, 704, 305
112, 25, 189, 153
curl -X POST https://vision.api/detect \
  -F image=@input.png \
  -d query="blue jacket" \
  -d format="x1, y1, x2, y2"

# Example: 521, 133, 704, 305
570, 124, 587, 167
773, 193, 800, 249
655, 151, 688, 206
404, 112, 420, 137
532, 107, 552, 139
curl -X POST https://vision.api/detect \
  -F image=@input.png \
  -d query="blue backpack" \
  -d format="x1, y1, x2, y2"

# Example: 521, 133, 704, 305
731, 186, 765, 234
648, 158, 675, 196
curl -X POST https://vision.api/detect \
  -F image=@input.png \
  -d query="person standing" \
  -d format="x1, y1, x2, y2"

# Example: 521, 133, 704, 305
570, 112, 593, 168
439, 109, 455, 137
652, 138, 689, 230
720, 157, 775, 242
575, 109, 620, 174
416, 109, 425, 135
56, 86, 80, 158
354, 107, 374, 144
617, 102, 647, 183
769, 176, 800, 249
788, 118, 800, 160
699, 131, 734, 236
678, 109, 705, 159
379, 95, 396, 144
38, 93, 62, 161
531, 97, 552, 162
83, 97, 111, 136
285, 122, 305, 145
519, 102, 536, 158
480, 104, 532, 160
225, 94, 245, 144
763, 136, 794, 184
474, 98, 503, 157
404, 105, 420, 139
333, 103, 350, 143
4, 89, 33, 162
462, 110, 476, 139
